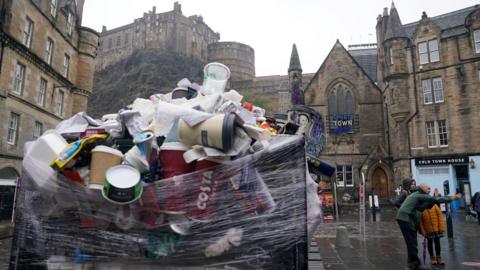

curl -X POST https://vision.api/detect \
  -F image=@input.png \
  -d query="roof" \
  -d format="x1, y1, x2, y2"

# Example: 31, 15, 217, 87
403, 5, 479, 39
384, 2, 407, 40
288, 44, 302, 72
349, 48, 378, 82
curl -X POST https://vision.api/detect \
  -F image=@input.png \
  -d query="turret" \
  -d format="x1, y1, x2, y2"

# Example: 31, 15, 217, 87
72, 27, 99, 114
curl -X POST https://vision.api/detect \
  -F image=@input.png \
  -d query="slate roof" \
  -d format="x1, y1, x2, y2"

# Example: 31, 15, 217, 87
384, 3, 407, 40
403, 5, 479, 39
349, 48, 378, 82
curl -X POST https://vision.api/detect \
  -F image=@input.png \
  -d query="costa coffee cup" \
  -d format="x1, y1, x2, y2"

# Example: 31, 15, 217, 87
89, 146, 123, 190
102, 165, 143, 205
177, 113, 237, 152
140, 185, 165, 229
186, 159, 222, 222
158, 142, 194, 214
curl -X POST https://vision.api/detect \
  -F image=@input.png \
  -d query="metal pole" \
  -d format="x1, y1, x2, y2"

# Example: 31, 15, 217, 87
334, 182, 339, 221
359, 172, 366, 239
11, 177, 18, 223
445, 202, 454, 238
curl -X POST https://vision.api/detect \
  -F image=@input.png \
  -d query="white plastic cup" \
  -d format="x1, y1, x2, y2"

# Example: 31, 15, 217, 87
202, 62, 231, 95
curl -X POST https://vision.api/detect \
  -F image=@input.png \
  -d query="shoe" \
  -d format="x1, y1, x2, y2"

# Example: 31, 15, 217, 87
431, 256, 438, 266
436, 257, 445, 265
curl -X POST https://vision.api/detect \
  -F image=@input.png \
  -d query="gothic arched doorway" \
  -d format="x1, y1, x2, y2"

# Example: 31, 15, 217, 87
371, 167, 389, 200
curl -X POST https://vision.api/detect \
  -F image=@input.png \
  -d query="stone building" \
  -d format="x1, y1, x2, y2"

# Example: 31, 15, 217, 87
376, 3, 480, 198
303, 41, 389, 202
95, 2, 220, 71
0, 0, 99, 203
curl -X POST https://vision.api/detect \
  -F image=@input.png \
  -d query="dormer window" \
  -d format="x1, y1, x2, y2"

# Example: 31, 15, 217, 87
418, 39, 439, 64
474, 30, 480, 53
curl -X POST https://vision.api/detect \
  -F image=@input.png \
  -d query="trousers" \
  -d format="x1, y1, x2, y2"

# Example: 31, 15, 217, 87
397, 219, 421, 267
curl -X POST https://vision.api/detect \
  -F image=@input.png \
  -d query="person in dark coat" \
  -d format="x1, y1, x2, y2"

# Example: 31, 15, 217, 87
396, 183, 461, 270
472, 191, 480, 225
394, 179, 416, 208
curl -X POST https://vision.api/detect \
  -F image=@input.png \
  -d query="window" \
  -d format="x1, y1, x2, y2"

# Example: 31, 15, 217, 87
389, 47, 394, 65
116, 36, 120, 46
45, 38, 53, 64
328, 84, 354, 115
50, 0, 57, 17
37, 78, 47, 106
23, 17, 33, 48
63, 54, 70, 78
66, 11, 73, 36
418, 39, 439, 64
108, 38, 112, 49
13, 63, 25, 95
432, 77, 444, 103
7, 112, 20, 145
336, 165, 353, 187
474, 30, 480, 53
33, 121, 43, 140
125, 33, 129, 44
426, 120, 448, 147
422, 78, 444, 104
55, 90, 64, 115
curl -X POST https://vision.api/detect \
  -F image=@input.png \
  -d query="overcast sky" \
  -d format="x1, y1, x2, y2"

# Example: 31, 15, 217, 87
83, 0, 479, 76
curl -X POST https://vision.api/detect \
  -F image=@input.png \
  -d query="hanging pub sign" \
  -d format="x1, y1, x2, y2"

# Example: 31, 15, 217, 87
327, 114, 359, 134
415, 156, 468, 166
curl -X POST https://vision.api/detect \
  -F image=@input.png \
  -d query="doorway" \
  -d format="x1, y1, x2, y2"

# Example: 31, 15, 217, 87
371, 167, 389, 200
454, 165, 470, 208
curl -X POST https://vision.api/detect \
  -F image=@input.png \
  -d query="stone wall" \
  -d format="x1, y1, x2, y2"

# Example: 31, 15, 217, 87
207, 42, 255, 81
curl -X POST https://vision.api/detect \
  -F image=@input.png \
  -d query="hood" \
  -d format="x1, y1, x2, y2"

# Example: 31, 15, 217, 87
402, 178, 413, 190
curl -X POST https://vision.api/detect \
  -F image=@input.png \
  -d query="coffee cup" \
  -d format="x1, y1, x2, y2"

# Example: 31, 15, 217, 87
89, 146, 123, 190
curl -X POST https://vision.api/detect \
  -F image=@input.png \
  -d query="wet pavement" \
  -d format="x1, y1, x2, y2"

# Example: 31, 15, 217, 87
314, 206, 480, 270
0, 236, 11, 270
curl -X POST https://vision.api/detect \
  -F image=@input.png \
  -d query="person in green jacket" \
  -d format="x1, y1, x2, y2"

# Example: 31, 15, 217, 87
396, 183, 461, 270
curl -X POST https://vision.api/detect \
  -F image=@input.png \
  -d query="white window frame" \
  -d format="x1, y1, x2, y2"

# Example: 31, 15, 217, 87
426, 120, 448, 148
422, 79, 433, 104
336, 165, 353, 187
55, 90, 64, 116
37, 78, 47, 106
33, 121, 43, 140
66, 11, 73, 36
23, 17, 33, 48
7, 112, 20, 145
474, 30, 480, 53
13, 63, 25, 95
432, 77, 444, 103
63, 54, 70, 78
418, 39, 440, 64
45, 38, 54, 64
50, 0, 57, 17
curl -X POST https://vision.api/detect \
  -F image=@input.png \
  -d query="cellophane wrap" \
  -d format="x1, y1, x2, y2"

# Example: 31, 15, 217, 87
9, 136, 307, 270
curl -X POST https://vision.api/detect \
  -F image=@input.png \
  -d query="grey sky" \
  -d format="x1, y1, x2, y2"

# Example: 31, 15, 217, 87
83, 0, 479, 76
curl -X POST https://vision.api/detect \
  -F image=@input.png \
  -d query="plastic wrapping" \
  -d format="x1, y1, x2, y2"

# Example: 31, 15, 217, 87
9, 136, 308, 269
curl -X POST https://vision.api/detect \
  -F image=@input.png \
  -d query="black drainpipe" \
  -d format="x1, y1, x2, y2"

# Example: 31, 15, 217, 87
406, 41, 419, 159
381, 83, 391, 156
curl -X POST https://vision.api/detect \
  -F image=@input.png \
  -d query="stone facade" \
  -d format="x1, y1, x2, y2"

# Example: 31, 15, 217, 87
304, 41, 389, 201
0, 0, 98, 177
95, 2, 219, 71
376, 4, 480, 195
207, 42, 255, 81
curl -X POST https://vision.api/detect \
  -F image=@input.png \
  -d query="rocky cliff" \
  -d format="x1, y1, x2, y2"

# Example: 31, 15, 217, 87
88, 49, 205, 118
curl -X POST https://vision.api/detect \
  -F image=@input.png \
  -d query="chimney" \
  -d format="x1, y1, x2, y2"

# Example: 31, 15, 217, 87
102, 25, 107, 32
383, 7, 388, 17
377, 14, 382, 23
174, 2, 182, 14
76, 0, 85, 25
152, 6, 156, 14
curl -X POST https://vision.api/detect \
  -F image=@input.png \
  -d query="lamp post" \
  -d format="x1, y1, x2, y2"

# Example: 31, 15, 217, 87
443, 180, 454, 238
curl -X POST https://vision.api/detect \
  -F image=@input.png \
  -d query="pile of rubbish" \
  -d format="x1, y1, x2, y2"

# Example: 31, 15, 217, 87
11, 63, 319, 269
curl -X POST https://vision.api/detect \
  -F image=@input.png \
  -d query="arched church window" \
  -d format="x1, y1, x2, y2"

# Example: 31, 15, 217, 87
328, 83, 355, 115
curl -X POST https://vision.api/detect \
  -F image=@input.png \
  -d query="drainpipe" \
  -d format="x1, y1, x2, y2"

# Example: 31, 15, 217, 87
406, 42, 419, 159
380, 83, 391, 156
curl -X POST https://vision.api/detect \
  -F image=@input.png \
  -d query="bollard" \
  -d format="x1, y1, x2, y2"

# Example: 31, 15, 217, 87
335, 226, 351, 248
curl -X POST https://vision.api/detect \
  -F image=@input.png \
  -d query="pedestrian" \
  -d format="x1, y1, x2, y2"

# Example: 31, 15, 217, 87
472, 191, 480, 225
394, 178, 416, 208
419, 188, 445, 266
396, 183, 461, 270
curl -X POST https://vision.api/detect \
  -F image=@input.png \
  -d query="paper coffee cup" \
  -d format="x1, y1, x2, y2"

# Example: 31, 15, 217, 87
89, 146, 123, 190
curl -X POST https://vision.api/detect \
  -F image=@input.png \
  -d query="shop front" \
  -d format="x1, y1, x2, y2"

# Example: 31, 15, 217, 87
411, 155, 479, 208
